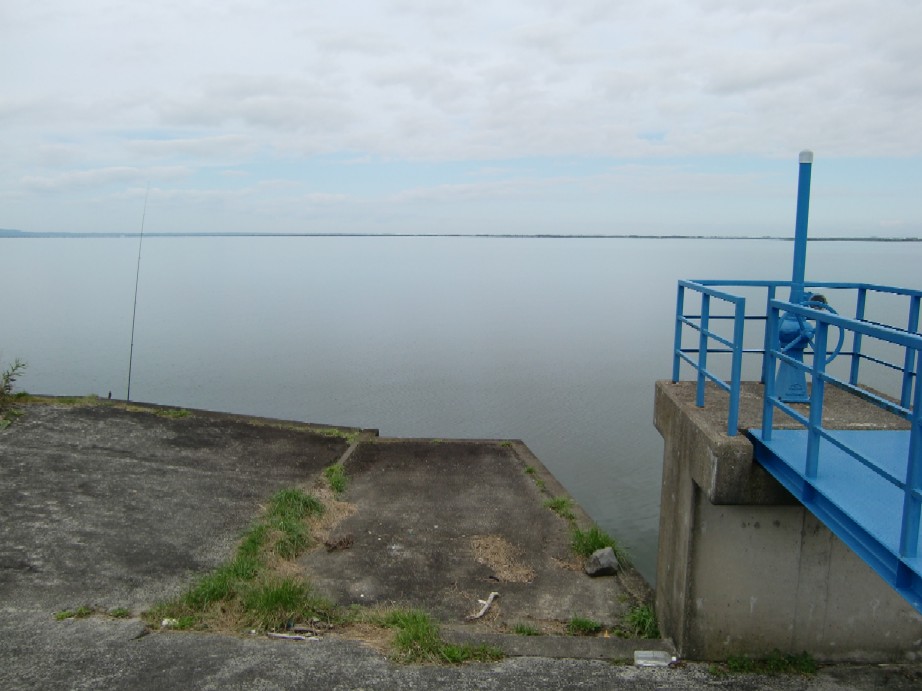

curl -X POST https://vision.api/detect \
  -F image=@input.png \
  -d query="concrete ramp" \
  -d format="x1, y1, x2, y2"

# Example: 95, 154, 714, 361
301, 438, 628, 629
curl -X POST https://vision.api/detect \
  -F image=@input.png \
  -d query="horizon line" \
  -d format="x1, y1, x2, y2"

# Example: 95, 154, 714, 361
3, 229, 922, 242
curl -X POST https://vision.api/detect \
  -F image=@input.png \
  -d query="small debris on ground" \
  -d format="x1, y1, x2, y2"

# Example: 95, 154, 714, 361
466, 591, 500, 621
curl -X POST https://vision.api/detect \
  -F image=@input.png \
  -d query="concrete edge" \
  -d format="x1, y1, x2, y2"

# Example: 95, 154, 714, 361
18, 395, 371, 436
654, 381, 795, 505
441, 627, 676, 660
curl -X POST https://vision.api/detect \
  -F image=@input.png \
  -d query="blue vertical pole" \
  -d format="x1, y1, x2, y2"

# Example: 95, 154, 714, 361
790, 151, 814, 306
696, 294, 710, 408
899, 347, 922, 559
902, 295, 921, 408
849, 287, 867, 386
727, 297, 745, 436
805, 318, 828, 480
673, 284, 685, 382
762, 301, 780, 442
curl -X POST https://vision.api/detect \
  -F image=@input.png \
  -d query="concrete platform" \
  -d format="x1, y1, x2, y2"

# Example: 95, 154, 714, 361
655, 380, 922, 662
3, 399, 920, 689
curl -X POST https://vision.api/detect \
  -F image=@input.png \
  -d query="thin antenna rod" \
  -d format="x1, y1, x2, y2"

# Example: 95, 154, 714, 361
127, 183, 150, 401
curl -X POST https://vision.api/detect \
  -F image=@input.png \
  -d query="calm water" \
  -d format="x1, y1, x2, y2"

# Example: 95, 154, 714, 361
2, 236, 919, 581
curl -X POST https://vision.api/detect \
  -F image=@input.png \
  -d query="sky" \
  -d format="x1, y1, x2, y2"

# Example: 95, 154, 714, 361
2, 0, 921, 237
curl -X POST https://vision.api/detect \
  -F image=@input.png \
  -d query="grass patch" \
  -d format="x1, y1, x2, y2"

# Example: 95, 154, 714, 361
55, 606, 94, 620
524, 465, 546, 491
513, 623, 541, 636
719, 650, 818, 675
266, 488, 325, 559
567, 617, 603, 636
624, 603, 659, 639
110, 607, 132, 619
571, 526, 630, 564
323, 463, 347, 495
145, 487, 331, 633
156, 407, 189, 419
314, 427, 360, 444
380, 609, 503, 664
544, 496, 575, 521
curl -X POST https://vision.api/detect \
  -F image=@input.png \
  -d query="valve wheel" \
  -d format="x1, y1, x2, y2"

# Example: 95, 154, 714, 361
797, 300, 845, 365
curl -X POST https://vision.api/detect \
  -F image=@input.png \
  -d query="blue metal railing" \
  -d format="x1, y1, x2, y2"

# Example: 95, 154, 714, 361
675, 278, 922, 605
672, 280, 746, 435
760, 299, 922, 564
673, 280, 922, 435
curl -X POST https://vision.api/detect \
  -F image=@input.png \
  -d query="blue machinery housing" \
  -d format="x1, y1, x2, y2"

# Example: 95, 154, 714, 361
672, 279, 922, 612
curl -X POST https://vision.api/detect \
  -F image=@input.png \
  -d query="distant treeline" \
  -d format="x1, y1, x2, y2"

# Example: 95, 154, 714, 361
2, 228, 921, 242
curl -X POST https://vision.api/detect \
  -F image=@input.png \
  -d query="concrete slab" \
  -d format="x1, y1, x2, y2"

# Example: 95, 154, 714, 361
3, 399, 921, 688
0, 402, 351, 612
300, 438, 633, 631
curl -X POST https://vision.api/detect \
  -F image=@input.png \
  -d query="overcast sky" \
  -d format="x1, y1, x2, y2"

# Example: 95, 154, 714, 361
3, 1, 921, 236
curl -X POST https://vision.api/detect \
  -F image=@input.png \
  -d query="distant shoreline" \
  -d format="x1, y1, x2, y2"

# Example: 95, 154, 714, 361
1, 229, 921, 242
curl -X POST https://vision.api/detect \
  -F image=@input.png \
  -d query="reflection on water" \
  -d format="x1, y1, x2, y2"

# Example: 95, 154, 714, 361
1, 236, 918, 581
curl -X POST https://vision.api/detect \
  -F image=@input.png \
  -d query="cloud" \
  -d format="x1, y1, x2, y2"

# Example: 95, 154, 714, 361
1, 1, 921, 234
21, 166, 189, 193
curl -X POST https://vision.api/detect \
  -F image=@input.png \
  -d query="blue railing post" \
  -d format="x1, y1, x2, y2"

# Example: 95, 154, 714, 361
762, 301, 780, 442
727, 298, 745, 436
899, 347, 922, 559
673, 283, 685, 383
850, 286, 867, 386
696, 294, 710, 407
761, 285, 777, 385
901, 295, 921, 408
805, 318, 829, 480
790, 151, 814, 306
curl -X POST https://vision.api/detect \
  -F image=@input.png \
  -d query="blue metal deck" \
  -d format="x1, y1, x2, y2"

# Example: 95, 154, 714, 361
749, 428, 922, 613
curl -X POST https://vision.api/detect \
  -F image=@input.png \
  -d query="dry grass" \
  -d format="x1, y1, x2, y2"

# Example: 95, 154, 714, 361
469, 535, 535, 583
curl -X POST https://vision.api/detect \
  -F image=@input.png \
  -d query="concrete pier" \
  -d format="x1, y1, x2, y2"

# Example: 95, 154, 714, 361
654, 380, 922, 662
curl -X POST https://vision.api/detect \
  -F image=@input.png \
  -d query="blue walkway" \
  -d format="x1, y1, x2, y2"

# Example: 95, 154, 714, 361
748, 428, 922, 613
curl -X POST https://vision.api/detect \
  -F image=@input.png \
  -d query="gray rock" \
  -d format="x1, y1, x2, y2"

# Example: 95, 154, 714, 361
584, 547, 619, 576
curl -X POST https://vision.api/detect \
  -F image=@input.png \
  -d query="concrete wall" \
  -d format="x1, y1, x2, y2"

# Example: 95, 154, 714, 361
654, 380, 922, 662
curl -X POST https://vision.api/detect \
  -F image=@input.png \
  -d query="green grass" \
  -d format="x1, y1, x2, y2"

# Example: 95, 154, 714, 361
265, 489, 324, 559
524, 466, 547, 490
314, 427, 360, 444
571, 526, 630, 564
544, 496, 575, 521
55, 606, 94, 620
156, 407, 189, 419
567, 617, 603, 636
513, 623, 541, 636
380, 609, 503, 664
323, 463, 347, 494
1, 358, 27, 426
145, 487, 331, 632
110, 607, 132, 619
719, 650, 818, 675
624, 603, 659, 639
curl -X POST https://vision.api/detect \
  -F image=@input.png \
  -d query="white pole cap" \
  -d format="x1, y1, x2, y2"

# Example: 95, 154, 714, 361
799, 150, 814, 163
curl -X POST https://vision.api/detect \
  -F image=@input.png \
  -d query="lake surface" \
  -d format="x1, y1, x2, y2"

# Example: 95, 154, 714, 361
2, 236, 919, 581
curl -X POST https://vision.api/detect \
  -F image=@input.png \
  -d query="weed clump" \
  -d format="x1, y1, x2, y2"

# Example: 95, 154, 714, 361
54, 606, 94, 620
571, 525, 630, 564
714, 650, 818, 675
544, 496, 575, 521
567, 616, 603, 636
0, 357, 27, 429
323, 463, 347, 495
513, 623, 541, 636
624, 603, 659, 639
379, 609, 503, 664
